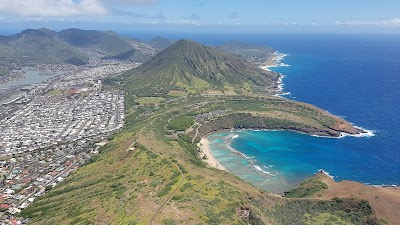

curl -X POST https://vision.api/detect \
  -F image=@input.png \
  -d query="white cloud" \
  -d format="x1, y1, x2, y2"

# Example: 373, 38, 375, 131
336, 18, 400, 27
0, 0, 107, 17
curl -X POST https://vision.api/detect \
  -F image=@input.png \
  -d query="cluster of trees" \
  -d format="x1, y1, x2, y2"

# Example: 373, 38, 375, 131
284, 177, 329, 198
167, 116, 195, 131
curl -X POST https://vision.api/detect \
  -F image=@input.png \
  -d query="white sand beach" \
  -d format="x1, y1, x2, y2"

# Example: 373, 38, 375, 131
198, 137, 226, 171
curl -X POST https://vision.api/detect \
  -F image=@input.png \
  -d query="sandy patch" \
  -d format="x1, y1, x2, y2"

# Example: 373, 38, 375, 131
198, 138, 226, 171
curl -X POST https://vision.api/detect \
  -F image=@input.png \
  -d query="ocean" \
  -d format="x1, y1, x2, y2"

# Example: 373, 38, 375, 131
194, 33, 400, 194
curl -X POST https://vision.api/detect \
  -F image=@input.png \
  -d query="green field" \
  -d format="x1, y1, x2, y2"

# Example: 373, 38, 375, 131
135, 97, 166, 105
45, 89, 64, 96
0, 69, 9, 76
167, 90, 187, 97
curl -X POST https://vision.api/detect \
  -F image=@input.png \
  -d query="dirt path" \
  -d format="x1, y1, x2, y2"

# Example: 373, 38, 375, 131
148, 157, 185, 225
191, 124, 199, 144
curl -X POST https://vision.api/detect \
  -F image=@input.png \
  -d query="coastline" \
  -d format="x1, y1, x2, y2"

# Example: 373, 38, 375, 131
202, 129, 400, 193
259, 51, 290, 96
199, 129, 394, 188
195, 49, 380, 193
259, 51, 290, 72
198, 137, 227, 171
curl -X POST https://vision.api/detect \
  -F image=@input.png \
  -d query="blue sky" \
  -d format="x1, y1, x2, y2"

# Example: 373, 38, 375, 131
0, 0, 399, 34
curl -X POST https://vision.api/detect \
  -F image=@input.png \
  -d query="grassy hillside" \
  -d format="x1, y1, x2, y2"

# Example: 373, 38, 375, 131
0, 28, 88, 65
121, 39, 280, 96
58, 29, 151, 62
218, 41, 275, 66
148, 36, 173, 51
0, 28, 155, 66
192, 97, 361, 138
58, 29, 131, 56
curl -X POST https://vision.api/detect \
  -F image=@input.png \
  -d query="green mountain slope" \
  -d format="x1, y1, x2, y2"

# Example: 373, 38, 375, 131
0, 28, 88, 65
147, 36, 173, 51
0, 28, 155, 66
58, 28, 152, 62
219, 41, 275, 66
59, 29, 130, 56
123, 39, 280, 96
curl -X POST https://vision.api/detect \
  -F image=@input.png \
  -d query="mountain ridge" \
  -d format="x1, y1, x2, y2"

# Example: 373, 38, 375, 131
0, 28, 156, 66
147, 36, 173, 51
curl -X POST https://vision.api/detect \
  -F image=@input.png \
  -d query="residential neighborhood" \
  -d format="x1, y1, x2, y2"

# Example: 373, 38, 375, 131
0, 57, 131, 224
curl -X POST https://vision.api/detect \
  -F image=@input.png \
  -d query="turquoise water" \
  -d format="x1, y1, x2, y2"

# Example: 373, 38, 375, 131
207, 130, 380, 195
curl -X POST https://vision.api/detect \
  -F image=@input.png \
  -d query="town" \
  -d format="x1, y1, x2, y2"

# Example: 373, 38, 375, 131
0, 57, 135, 224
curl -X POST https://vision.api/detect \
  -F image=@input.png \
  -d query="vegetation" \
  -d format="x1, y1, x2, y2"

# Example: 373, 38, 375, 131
0, 28, 88, 65
193, 97, 356, 139
268, 198, 378, 225
147, 36, 173, 51
218, 40, 275, 66
284, 176, 329, 198
59, 28, 152, 62
135, 97, 165, 106
167, 115, 194, 131
167, 90, 186, 97
121, 39, 280, 96
0, 69, 9, 76
45, 89, 64, 96
59, 29, 131, 56
0, 28, 154, 66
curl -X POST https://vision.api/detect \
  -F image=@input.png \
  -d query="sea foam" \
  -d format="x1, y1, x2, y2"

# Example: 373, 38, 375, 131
226, 142, 251, 159
253, 165, 276, 176
340, 126, 376, 138
260, 52, 290, 72
317, 169, 334, 179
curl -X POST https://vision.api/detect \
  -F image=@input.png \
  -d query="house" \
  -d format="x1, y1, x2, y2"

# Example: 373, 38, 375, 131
8, 219, 20, 225
8, 207, 21, 214
0, 203, 11, 209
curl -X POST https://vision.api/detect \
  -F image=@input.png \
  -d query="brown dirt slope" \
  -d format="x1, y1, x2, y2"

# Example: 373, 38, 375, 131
312, 172, 400, 225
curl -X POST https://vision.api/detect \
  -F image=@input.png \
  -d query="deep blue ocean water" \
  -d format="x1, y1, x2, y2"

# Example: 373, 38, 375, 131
131, 32, 400, 193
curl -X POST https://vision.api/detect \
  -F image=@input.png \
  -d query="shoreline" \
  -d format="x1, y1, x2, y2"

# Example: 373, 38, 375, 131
196, 50, 380, 191
198, 128, 389, 188
199, 124, 371, 141
258, 52, 373, 138
198, 137, 227, 171
259, 51, 290, 96
259, 51, 290, 72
